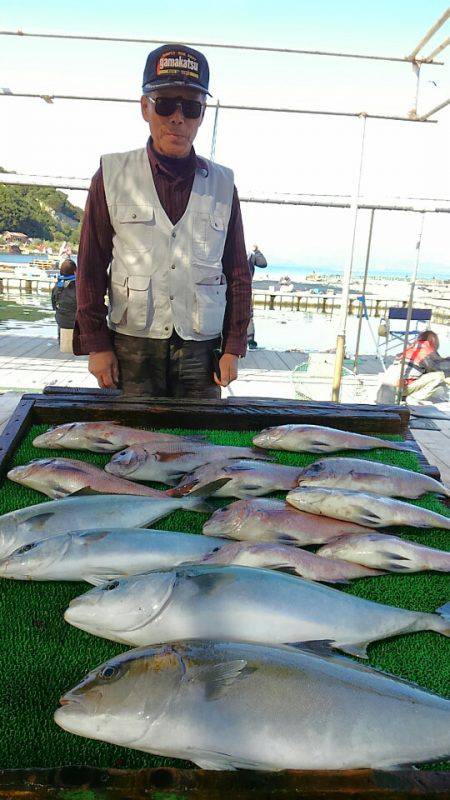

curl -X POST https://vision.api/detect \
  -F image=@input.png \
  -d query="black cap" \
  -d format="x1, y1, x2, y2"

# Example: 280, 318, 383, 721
142, 44, 211, 96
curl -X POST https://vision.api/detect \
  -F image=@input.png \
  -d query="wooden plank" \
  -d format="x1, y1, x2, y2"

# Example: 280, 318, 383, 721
0, 396, 35, 482
0, 765, 448, 798
17, 392, 407, 436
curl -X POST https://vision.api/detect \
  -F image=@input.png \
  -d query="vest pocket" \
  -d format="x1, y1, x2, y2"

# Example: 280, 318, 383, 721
109, 271, 129, 325
115, 204, 155, 252
192, 213, 226, 263
193, 282, 227, 336
109, 272, 152, 330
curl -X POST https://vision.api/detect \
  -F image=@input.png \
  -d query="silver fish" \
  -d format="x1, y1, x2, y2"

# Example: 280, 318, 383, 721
8, 457, 181, 500
199, 541, 383, 582
253, 424, 410, 453
32, 421, 207, 453
0, 494, 207, 559
175, 459, 302, 498
105, 443, 269, 484
317, 533, 450, 573
202, 498, 376, 544
54, 639, 450, 771
64, 564, 450, 657
287, 487, 450, 530
297, 457, 450, 499
0, 528, 225, 584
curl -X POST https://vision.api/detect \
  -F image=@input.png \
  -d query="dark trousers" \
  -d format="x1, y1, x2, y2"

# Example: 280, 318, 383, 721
112, 331, 221, 398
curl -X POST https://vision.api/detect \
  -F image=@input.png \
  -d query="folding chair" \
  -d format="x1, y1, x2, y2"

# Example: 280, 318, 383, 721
378, 307, 432, 358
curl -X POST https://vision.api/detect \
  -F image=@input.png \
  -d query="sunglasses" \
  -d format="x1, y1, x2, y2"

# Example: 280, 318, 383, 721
147, 95, 204, 119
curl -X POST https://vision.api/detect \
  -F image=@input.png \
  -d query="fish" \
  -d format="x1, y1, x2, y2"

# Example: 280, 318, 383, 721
296, 457, 450, 499
0, 494, 209, 559
64, 564, 450, 657
253, 424, 410, 454
54, 639, 450, 771
286, 487, 450, 530
317, 533, 450, 574
199, 541, 383, 582
32, 421, 208, 453
202, 498, 377, 544
0, 528, 226, 584
7, 457, 203, 500
174, 460, 303, 498
105, 442, 269, 484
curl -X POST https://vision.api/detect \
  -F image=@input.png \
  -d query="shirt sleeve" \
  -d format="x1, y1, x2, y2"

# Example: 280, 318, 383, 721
72, 165, 115, 355
221, 187, 252, 357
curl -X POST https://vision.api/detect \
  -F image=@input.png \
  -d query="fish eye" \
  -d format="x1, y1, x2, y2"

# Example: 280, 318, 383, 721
16, 542, 38, 554
211, 547, 220, 552
103, 580, 119, 591
99, 665, 119, 681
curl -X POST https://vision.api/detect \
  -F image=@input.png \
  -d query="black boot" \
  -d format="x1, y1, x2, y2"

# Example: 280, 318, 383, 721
248, 337, 258, 349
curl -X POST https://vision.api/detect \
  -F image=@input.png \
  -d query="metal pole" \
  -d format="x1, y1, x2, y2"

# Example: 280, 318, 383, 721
210, 99, 220, 162
407, 8, 450, 60
409, 62, 421, 118
423, 36, 450, 61
0, 28, 444, 64
0, 89, 439, 122
419, 97, 450, 120
331, 114, 367, 402
396, 212, 426, 403
353, 208, 375, 372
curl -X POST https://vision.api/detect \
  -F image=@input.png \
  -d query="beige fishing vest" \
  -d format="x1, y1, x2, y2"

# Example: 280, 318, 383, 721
101, 147, 234, 340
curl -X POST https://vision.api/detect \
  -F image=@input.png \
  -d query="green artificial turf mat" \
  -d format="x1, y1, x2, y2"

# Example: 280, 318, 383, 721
0, 424, 449, 771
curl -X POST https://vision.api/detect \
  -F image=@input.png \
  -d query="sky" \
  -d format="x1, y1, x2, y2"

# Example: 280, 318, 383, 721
1, 1, 449, 274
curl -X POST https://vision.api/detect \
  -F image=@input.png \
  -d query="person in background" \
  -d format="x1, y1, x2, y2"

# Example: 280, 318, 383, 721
74, 43, 251, 397
397, 329, 450, 383
247, 244, 267, 349
51, 258, 77, 354
376, 329, 450, 403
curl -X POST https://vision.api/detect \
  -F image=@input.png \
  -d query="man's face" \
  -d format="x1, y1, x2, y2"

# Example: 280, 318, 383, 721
141, 87, 206, 159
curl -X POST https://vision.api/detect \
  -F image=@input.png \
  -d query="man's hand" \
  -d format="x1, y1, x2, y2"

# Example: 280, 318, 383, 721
89, 351, 119, 389
214, 353, 239, 387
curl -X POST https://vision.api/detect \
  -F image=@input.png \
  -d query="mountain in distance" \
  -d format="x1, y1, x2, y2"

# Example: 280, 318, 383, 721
0, 167, 83, 241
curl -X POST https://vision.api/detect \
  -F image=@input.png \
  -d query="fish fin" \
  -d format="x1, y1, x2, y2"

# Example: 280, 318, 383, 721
155, 450, 196, 462
184, 569, 237, 595
336, 641, 369, 659
69, 487, 104, 496
287, 639, 336, 658
168, 478, 232, 498
26, 511, 55, 529
191, 751, 266, 771
92, 436, 116, 446
249, 447, 272, 460
288, 641, 385, 673
180, 498, 212, 513
436, 602, 450, 635
193, 659, 256, 701
84, 573, 121, 586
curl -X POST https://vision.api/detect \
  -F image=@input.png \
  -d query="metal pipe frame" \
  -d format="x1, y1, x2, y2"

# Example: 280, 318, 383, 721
395, 213, 426, 403
0, 89, 438, 123
407, 8, 450, 60
331, 115, 367, 402
2, 176, 450, 214
353, 209, 375, 372
422, 36, 450, 61
0, 28, 444, 64
419, 97, 450, 120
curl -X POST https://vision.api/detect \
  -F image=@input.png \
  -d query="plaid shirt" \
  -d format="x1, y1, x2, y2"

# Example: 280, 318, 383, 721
73, 139, 251, 357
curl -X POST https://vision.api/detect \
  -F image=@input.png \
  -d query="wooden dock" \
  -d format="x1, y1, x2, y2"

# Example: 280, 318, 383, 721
2, 326, 450, 485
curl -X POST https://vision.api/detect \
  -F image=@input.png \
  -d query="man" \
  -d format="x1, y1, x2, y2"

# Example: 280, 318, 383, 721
73, 44, 251, 397
247, 244, 267, 349
51, 257, 77, 353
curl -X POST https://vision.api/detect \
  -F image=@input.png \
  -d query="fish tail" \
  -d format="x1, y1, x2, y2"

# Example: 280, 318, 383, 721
429, 602, 450, 636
